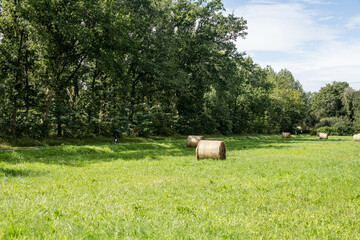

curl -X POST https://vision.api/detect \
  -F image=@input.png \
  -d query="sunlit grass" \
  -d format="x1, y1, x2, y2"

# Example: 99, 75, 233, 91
1, 135, 360, 239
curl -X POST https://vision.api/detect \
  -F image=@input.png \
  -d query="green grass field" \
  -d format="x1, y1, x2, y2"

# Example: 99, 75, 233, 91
1, 135, 360, 239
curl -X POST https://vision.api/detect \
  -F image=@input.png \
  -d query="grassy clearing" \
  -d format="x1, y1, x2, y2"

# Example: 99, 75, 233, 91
1, 135, 360, 239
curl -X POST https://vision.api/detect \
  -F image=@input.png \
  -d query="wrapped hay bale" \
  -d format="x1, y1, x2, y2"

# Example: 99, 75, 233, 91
318, 132, 328, 139
186, 135, 205, 148
196, 140, 226, 160
282, 132, 291, 138
353, 134, 360, 141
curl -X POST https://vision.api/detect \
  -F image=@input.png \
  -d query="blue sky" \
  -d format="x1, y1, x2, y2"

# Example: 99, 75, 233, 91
222, 0, 360, 92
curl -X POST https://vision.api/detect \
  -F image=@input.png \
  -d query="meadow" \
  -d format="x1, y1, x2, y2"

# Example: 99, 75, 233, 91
1, 135, 360, 239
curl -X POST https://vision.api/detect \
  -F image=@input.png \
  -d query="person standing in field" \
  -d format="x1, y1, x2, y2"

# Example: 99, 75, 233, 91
113, 129, 119, 144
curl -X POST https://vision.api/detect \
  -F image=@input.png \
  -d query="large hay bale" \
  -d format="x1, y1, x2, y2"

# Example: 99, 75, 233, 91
196, 140, 226, 160
353, 134, 360, 141
318, 132, 328, 139
186, 135, 205, 148
282, 132, 291, 138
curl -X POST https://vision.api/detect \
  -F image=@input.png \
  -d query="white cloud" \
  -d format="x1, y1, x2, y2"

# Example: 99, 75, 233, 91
318, 16, 334, 21
294, 66, 360, 92
251, 40, 360, 91
248, 0, 282, 3
233, 3, 337, 53
308, 41, 360, 69
297, 41, 360, 91
293, 0, 335, 5
298, 0, 323, 4
229, 2, 360, 91
346, 15, 360, 29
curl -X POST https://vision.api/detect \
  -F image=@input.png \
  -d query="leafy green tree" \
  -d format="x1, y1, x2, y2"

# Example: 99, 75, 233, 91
311, 81, 349, 120
25, 0, 117, 136
343, 87, 355, 121
1, 0, 327, 138
171, 0, 247, 134
267, 68, 306, 132
0, 0, 42, 136
230, 57, 271, 133
301, 91, 317, 130
350, 90, 360, 129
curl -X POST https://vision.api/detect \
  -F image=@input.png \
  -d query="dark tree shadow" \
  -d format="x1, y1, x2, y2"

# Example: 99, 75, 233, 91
0, 167, 47, 177
215, 135, 349, 152
0, 141, 196, 166
0, 135, 352, 167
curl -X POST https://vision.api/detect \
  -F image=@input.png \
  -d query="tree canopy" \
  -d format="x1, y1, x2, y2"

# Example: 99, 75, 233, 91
0, 0, 358, 138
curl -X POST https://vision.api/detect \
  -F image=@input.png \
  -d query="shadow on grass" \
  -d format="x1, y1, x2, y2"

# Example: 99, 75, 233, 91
0, 167, 47, 177
0, 135, 351, 166
222, 134, 350, 151
0, 141, 196, 166
0, 135, 173, 148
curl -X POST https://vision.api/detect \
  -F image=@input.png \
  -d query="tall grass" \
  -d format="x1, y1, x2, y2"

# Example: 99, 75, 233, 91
1, 135, 360, 239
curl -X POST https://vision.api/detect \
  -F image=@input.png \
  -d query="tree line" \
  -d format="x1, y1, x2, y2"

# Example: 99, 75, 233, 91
307, 82, 360, 135
0, 0, 358, 138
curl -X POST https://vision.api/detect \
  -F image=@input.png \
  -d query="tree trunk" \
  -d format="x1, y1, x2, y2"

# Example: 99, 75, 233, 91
12, 97, 17, 136
41, 88, 51, 136
57, 116, 62, 137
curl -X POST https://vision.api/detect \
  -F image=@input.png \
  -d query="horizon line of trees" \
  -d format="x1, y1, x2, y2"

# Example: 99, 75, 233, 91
0, 0, 358, 138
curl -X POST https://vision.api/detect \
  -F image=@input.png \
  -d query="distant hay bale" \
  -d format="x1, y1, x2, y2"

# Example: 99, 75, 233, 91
318, 132, 328, 139
196, 140, 226, 160
186, 135, 205, 148
353, 134, 360, 141
282, 132, 291, 138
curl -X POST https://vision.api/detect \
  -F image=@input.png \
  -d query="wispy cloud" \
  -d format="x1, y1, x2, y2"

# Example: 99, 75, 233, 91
292, 0, 335, 5
228, 1, 360, 91
297, 0, 323, 4
346, 15, 360, 30
318, 16, 334, 21
269, 40, 360, 91
248, 0, 282, 3
233, 3, 338, 53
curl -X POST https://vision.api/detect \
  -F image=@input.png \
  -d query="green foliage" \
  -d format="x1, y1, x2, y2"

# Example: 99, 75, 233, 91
316, 117, 353, 135
312, 82, 349, 119
315, 117, 338, 128
1, 0, 351, 137
266, 68, 306, 133
231, 58, 271, 134
203, 86, 232, 134
307, 82, 360, 135
316, 126, 333, 135
332, 116, 353, 135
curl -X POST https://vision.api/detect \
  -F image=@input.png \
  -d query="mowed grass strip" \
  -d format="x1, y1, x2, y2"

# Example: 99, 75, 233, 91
1, 135, 360, 239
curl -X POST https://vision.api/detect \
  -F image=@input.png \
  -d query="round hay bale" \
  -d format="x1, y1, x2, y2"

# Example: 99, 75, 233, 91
282, 132, 291, 138
318, 132, 328, 139
196, 140, 226, 160
186, 135, 205, 148
353, 134, 360, 141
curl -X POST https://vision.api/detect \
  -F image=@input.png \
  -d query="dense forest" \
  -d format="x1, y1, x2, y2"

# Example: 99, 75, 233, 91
0, 0, 359, 138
